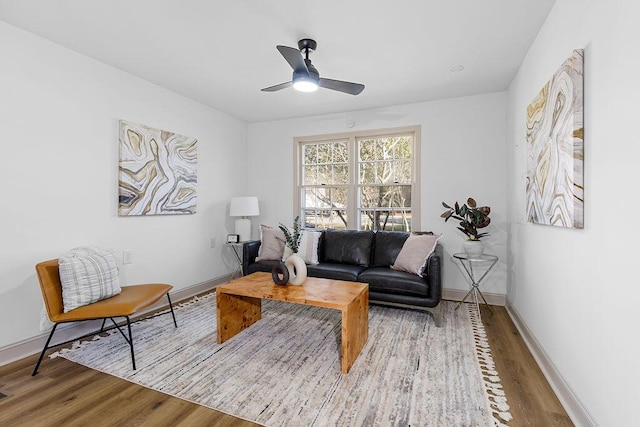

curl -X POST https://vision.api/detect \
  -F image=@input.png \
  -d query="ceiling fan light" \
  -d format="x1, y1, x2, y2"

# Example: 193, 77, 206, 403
293, 77, 319, 92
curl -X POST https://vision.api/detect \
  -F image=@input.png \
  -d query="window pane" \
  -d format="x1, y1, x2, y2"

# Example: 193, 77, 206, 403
395, 137, 413, 159
303, 165, 316, 185
382, 137, 400, 158
359, 162, 375, 184
359, 135, 413, 161
334, 142, 348, 163
333, 164, 348, 185
377, 161, 393, 183
358, 209, 411, 231
332, 187, 348, 207
359, 139, 376, 162
306, 209, 348, 230
317, 143, 331, 164
360, 160, 411, 185
302, 209, 319, 228
303, 144, 316, 165
328, 210, 348, 229
394, 160, 412, 183
318, 165, 331, 185
303, 187, 332, 208
360, 185, 411, 208
359, 210, 374, 230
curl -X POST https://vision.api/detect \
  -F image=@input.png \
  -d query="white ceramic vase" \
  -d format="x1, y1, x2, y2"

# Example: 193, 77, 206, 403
284, 253, 307, 285
463, 240, 484, 258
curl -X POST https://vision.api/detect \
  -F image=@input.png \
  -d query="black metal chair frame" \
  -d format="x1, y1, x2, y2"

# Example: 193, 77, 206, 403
32, 294, 177, 376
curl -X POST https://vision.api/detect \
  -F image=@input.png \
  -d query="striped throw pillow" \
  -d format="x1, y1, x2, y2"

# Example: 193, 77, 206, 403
58, 247, 121, 313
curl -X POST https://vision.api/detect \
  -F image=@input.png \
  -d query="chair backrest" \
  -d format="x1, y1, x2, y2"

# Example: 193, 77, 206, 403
35, 259, 64, 321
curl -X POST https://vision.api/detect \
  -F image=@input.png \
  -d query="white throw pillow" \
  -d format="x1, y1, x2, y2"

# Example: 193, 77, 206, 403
58, 247, 121, 313
256, 225, 285, 261
296, 230, 322, 264
391, 234, 441, 277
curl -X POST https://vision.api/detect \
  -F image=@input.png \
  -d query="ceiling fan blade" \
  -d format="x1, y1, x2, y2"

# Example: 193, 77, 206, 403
276, 45, 309, 74
319, 78, 365, 95
261, 81, 292, 92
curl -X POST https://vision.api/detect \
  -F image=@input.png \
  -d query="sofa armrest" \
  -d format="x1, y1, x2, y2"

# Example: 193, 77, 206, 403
242, 240, 261, 276
426, 244, 443, 302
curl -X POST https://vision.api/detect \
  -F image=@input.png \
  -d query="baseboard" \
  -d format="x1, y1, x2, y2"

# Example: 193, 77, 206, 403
442, 288, 506, 306
0, 274, 231, 368
505, 302, 597, 427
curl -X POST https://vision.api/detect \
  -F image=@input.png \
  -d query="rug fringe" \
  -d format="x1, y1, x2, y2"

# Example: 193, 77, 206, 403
467, 304, 514, 426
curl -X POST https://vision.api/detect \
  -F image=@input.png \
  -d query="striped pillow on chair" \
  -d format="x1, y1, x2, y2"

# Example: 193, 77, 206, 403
58, 247, 121, 313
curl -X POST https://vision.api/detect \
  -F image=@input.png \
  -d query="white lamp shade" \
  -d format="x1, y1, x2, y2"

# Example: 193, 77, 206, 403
230, 197, 260, 217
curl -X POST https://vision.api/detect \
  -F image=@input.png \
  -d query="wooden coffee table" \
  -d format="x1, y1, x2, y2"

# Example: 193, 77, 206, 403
216, 272, 369, 374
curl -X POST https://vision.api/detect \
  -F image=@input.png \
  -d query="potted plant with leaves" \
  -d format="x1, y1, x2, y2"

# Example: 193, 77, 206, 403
441, 198, 491, 257
276, 216, 306, 285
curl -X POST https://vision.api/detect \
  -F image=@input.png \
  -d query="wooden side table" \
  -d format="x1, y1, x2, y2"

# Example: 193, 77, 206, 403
453, 253, 498, 316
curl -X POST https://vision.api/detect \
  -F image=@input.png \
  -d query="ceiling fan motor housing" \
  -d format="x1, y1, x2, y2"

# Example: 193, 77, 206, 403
297, 38, 317, 52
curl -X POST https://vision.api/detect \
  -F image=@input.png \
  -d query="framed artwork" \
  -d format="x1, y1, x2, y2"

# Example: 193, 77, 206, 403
118, 120, 197, 216
526, 49, 584, 228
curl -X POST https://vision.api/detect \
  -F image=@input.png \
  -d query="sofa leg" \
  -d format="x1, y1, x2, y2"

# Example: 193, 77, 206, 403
430, 304, 442, 327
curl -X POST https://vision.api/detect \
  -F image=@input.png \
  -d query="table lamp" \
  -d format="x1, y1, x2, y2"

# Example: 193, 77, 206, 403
230, 197, 260, 241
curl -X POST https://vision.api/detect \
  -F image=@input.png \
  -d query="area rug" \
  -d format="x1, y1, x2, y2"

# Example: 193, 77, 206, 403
52, 293, 511, 426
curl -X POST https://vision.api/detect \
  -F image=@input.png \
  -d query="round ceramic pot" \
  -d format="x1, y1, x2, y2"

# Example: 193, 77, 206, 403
463, 240, 484, 258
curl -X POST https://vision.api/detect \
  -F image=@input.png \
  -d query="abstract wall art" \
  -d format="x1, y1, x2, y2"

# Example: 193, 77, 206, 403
526, 49, 584, 228
118, 120, 197, 216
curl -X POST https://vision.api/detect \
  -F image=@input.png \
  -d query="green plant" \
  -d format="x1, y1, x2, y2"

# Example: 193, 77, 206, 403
277, 216, 302, 253
441, 198, 491, 241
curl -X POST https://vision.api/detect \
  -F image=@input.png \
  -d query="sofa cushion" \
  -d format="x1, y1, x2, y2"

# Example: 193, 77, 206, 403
246, 259, 279, 275
358, 267, 429, 298
322, 229, 374, 267
256, 225, 285, 261
371, 231, 409, 267
306, 263, 367, 282
391, 233, 441, 277
368, 291, 436, 308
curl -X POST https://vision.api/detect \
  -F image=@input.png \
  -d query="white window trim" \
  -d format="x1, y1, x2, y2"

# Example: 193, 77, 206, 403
293, 125, 421, 231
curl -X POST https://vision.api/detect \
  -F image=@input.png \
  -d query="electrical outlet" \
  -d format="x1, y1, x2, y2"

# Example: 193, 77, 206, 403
210, 237, 217, 248
123, 249, 133, 264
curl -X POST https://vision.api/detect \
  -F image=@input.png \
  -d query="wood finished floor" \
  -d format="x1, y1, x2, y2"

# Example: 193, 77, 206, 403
0, 301, 573, 426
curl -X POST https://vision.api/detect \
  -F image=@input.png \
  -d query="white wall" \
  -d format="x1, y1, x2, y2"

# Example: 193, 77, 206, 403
0, 22, 248, 350
247, 93, 508, 296
506, 1, 640, 425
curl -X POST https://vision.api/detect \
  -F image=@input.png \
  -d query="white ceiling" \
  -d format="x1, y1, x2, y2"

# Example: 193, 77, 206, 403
0, 0, 555, 123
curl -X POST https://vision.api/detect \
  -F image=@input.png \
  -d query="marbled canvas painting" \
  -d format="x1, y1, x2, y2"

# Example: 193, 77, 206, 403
118, 120, 197, 216
526, 49, 584, 228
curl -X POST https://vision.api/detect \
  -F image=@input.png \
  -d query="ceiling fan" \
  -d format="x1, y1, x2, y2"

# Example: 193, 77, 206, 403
261, 38, 365, 95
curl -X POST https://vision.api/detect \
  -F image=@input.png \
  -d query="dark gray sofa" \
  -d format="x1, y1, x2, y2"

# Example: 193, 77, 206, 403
242, 229, 442, 326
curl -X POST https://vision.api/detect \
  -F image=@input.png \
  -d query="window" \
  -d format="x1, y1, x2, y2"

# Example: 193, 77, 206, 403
295, 127, 420, 231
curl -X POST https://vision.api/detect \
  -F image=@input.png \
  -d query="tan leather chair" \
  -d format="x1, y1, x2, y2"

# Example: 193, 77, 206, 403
33, 259, 177, 375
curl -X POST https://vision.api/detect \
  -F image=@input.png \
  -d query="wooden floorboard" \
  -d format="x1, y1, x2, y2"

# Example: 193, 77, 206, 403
479, 304, 574, 426
0, 302, 573, 426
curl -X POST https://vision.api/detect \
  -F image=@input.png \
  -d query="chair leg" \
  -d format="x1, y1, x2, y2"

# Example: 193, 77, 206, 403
167, 293, 178, 328
100, 318, 107, 332
32, 323, 59, 376
126, 316, 136, 370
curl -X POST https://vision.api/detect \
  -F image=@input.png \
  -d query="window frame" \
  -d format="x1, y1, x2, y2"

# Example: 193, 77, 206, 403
293, 126, 421, 231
